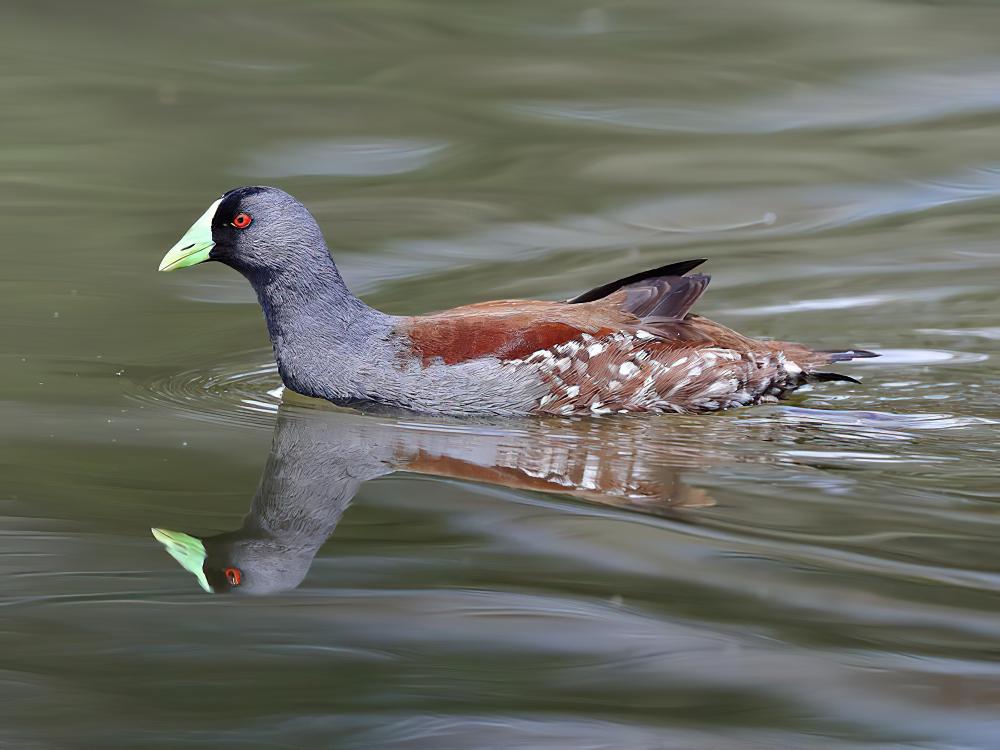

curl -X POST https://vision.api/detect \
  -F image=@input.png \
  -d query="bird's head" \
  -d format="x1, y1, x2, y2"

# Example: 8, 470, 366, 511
158, 186, 329, 278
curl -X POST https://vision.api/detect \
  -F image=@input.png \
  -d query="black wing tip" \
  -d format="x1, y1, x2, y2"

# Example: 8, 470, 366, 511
567, 258, 709, 304
647, 258, 708, 277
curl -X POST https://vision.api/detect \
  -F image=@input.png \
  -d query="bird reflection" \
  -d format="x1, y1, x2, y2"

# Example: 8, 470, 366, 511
153, 404, 722, 594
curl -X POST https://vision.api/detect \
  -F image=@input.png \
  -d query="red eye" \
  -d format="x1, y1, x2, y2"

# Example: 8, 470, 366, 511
224, 567, 242, 586
232, 212, 252, 229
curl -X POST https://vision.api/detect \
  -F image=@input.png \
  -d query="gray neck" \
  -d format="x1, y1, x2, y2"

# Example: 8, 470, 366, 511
242, 255, 394, 400
235, 247, 545, 414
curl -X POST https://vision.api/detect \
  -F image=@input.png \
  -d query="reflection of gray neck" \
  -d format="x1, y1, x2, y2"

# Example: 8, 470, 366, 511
206, 412, 398, 593
242, 412, 396, 554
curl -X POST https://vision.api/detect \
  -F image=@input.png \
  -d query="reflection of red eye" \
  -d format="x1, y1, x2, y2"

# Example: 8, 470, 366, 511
224, 567, 242, 586
232, 212, 252, 229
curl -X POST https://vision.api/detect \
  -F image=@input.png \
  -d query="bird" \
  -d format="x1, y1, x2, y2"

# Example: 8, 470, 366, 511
158, 186, 876, 416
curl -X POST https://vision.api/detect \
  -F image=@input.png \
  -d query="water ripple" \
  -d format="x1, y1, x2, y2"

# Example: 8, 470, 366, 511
238, 138, 448, 178
127, 353, 283, 428
508, 63, 1000, 133
351, 166, 1000, 298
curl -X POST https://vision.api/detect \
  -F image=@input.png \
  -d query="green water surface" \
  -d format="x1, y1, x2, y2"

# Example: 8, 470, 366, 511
2, 1, 999, 747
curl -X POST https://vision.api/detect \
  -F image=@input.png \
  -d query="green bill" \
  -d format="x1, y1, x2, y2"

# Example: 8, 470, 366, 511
158, 198, 221, 271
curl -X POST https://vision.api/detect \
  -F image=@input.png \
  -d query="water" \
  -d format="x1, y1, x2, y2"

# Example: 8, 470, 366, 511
2, 0, 1000, 747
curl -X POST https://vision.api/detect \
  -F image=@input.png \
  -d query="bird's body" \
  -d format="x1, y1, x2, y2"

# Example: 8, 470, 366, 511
160, 186, 875, 416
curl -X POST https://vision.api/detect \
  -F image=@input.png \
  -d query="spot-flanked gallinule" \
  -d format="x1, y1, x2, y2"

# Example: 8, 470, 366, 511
159, 186, 876, 416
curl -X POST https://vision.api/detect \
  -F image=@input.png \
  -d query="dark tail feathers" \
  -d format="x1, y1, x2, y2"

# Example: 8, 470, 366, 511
809, 371, 862, 385
807, 348, 879, 385
819, 348, 880, 363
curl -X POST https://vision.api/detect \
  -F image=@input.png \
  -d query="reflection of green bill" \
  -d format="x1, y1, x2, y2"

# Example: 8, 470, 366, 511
151, 527, 210, 592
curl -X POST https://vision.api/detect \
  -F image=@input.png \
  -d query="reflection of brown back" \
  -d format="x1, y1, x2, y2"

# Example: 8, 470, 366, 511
406, 451, 713, 511
385, 415, 719, 511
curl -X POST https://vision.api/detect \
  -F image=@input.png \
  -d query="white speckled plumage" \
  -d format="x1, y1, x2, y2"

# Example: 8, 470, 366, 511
497, 332, 812, 415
